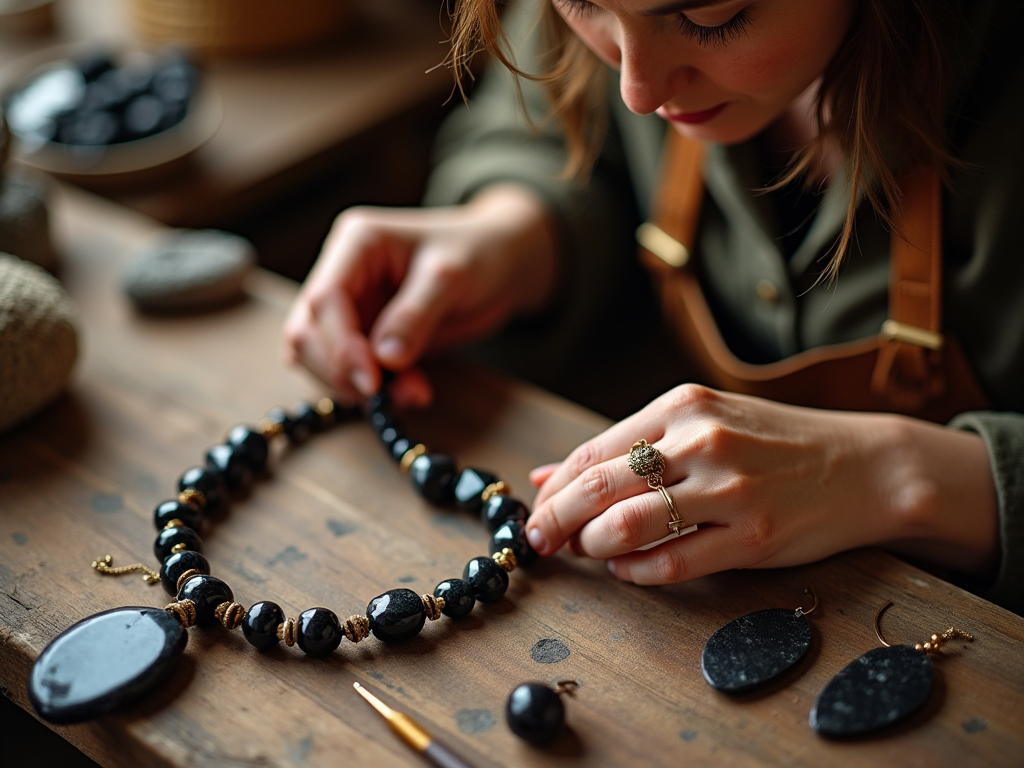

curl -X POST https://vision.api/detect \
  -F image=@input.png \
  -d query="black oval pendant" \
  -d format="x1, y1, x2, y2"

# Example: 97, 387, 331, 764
701, 608, 811, 693
810, 644, 933, 736
29, 606, 188, 724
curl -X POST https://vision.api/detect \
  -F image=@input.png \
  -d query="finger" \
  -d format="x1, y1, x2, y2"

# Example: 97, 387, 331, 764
529, 464, 560, 488
606, 526, 750, 585
389, 367, 433, 409
575, 484, 697, 560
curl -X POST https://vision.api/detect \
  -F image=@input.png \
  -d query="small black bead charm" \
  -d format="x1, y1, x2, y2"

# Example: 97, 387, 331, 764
205, 443, 252, 493
366, 588, 426, 643
177, 574, 233, 626
267, 405, 309, 444
153, 499, 203, 532
154, 525, 202, 561
810, 645, 934, 736
490, 520, 537, 567
453, 468, 498, 513
178, 465, 225, 508
369, 410, 393, 435
242, 601, 286, 651
433, 579, 476, 619
297, 607, 343, 657
701, 608, 812, 693
409, 454, 457, 505
158, 550, 211, 596
293, 401, 323, 435
481, 495, 528, 533
365, 392, 389, 416
227, 425, 269, 473
506, 682, 566, 745
391, 437, 412, 463
463, 556, 509, 603
379, 426, 404, 452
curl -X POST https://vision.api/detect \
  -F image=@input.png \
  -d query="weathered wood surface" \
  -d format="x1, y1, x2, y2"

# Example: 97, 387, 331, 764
1, 187, 1023, 768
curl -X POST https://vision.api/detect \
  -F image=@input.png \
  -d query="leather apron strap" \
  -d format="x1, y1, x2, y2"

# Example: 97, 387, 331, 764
637, 131, 991, 423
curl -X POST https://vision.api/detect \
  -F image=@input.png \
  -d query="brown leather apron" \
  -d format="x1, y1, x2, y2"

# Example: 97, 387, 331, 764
636, 131, 991, 423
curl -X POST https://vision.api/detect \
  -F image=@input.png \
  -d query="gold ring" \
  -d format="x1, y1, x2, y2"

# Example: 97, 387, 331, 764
628, 440, 686, 536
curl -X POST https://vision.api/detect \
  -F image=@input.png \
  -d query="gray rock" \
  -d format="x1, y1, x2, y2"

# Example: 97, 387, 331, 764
1, 105, 9, 170
0, 168, 57, 272
123, 229, 255, 312
0, 252, 79, 433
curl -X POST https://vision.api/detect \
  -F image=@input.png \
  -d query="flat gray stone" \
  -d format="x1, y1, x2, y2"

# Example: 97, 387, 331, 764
123, 228, 255, 312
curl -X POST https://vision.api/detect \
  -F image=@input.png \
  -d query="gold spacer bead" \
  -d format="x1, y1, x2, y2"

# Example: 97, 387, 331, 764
922, 642, 933, 652
343, 615, 370, 643
163, 518, 184, 530
215, 601, 245, 630
914, 643, 925, 653
399, 444, 427, 474
170, 542, 188, 554
176, 569, 202, 592
481, 481, 510, 503
164, 599, 197, 628
930, 633, 941, 644
178, 488, 206, 510
315, 397, 336, 426
258, 417, 284, 440
278, 617, 298, 646
493, 547, 518, 572
421, 593, 445, 621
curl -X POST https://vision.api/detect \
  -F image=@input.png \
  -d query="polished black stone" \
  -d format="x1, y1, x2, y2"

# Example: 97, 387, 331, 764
490, 520, 537, 567
365, 392, 389, 416
810, 645, 934, 736
453, 468, 498, 513
369, 411, 393, 435
205, 443, 252, 493
177, 465, 224, 509
154, 525, 202, 561
152, 498, 202, 532
701, 608, 812, 693
391, 437, 412, 463
158, 550, 211, 596
379, 426, 403, 451
463, 556, 509, 603
297, 607, 343, 657
177, 574, 233, 627
409, 454, 457, 505
366, 588, 426, 643
433, 579, 476, 619
242, 601, 285, 651
481, 495, 529, 533
293, 400, 323, 435
506, 683, 565, 744
267, 405, 309, 444
227, 425, 269, 473
29, 606, 187, 724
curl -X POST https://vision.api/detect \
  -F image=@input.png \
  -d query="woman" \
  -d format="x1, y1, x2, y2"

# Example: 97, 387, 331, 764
284, 0, 1024, 613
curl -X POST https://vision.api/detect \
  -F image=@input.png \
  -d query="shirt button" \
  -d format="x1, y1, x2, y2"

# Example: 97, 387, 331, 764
756, 279, 780, 305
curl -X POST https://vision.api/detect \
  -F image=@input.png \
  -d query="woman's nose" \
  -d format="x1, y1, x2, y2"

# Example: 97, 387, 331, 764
618, 35, 693, 115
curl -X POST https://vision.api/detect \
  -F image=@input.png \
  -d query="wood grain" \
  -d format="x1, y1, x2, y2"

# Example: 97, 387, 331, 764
1, 187, 1022, 767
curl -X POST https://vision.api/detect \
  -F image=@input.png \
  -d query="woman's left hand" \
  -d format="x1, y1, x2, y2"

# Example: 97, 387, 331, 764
525, 384, 999, 584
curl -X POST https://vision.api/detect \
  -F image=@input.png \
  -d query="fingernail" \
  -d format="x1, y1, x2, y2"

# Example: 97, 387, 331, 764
527, 527, 547, 554
606, 559, 619, 577
375, 336, 405, 363
351, 368, 375, 397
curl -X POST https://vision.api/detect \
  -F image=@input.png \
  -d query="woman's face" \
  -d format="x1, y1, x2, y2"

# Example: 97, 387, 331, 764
552, 0, 856, 144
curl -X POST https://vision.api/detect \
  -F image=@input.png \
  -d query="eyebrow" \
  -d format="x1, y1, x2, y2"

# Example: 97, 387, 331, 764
640, 0, 735, 16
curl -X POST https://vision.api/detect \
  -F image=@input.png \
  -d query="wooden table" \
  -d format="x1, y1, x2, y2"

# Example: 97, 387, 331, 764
1, 188, 1023, 767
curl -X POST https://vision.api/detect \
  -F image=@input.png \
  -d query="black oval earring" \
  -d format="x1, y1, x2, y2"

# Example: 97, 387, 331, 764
701, 585, 818, 693
810, 599, 974, 736
506, 679, 579, 745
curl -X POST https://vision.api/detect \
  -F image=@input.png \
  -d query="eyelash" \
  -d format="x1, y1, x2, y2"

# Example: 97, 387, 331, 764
556, 0, 753, 48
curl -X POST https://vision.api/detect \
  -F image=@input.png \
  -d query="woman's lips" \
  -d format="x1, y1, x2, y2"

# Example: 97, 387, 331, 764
659, 103, 728, 124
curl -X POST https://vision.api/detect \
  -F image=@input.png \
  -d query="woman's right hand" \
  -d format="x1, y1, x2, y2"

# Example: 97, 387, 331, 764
283, 185, 559, 407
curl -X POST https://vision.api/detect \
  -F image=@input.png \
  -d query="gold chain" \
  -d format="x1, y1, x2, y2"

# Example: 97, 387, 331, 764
91, 555, 160, 584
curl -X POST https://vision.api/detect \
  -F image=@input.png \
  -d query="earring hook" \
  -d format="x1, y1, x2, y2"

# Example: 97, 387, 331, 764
874, 599, 895, 647
796, 584, 818, 616
874, 599, 974, 653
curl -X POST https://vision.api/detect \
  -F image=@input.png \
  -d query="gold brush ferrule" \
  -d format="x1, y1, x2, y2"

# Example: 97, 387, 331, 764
354, 682, 431, 752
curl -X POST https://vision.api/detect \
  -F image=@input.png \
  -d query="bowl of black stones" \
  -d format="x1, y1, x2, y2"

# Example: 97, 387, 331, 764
1, 45, 220, 186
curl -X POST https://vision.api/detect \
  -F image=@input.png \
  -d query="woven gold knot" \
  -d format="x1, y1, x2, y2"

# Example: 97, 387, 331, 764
315, 397, 336, 426
214, 601, 245, 630
399, 444, 427, 474
421, 594, 445, 621
628, 440, 665, 488
163, 518, 184, 530
493, 548, 518, 572
278, 617, 298, 646
165, 599, 197, 628
175, 569, 202, 593
258, 417, 284, 440
178, 488, 206, 510
481, 481, 510, 503
343, 615, 370, 643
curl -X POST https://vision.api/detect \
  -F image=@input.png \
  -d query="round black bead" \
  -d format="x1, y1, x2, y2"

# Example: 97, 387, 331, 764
453, 468, 498, 513
178, 466, 225, 509
154, 525, 202, 562
296, 607, 343, 657
369, 411, 392, 435
433, 579, 476, 619
463, 556, 509, 603
482, 495, 529, 532
153, 499, 202, 532
409, 454, 457, 505
506, 683, 565, 744
379, 426, 403, 451
205, 443, 252, 493
227, 425, 269, 473
242, 601, 285, 651
267, 406, 309, 444
365, 392, 389, 416
366, 588, 426, 643
293, 401, 323, 435
158, 550, 211, 596
391, 437, 412, 463
491, 520, 538, 567
177, 574, 233, 626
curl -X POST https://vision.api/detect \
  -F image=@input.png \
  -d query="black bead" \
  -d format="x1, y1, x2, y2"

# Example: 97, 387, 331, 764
463, 557, 509, 603
177, 575, 233, 627
433, 579, 476, 619
365, 392, 389, 416
227, 425, 269, 473
701, 608, 811, 693
293, 401, 323, 435
366, 588, 426, 643
153, 499, 202, 532
267, 406, 309, 444
490, 520, 537, 566
482, 496, 529, 533
369, 411, 392, 435
506, 683, 565, 745
242, 601, 285, 651
154, 526, 202, 562
178, 466, 224, 509
453, 468, 498, 513
205, 443, 252, 493
158, 550, 211, 596
296, 607, 343, 657
409, 454, 457, 505
391, 437, 412, 463
379, 426, 403, 451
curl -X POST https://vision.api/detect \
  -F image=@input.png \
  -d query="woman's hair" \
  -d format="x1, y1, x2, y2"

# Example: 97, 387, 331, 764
445, 0, 959, 280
